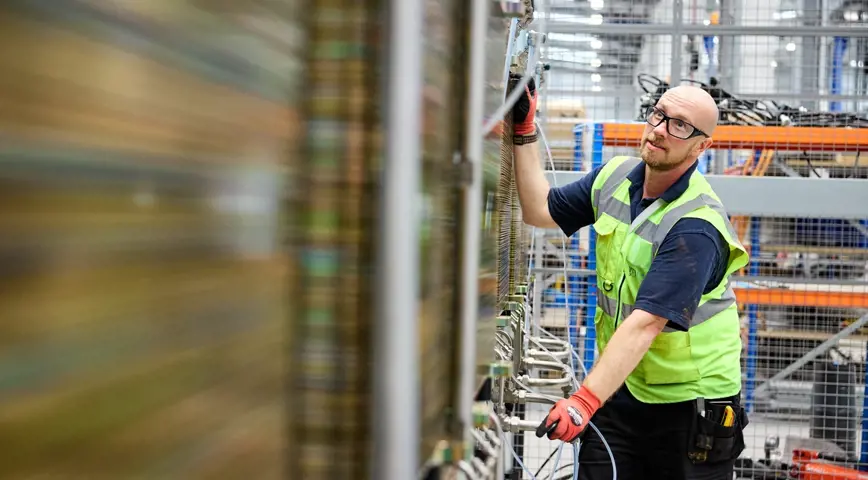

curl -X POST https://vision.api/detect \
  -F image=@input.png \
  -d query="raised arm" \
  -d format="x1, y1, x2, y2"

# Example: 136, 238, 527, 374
510, 75, 598, 235
510, 75, 557, 229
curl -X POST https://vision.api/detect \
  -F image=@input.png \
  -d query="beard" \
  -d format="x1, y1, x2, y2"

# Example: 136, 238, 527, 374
640, 135, 684, 172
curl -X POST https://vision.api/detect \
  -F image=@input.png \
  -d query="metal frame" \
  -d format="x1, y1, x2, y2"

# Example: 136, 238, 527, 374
372, 0, 425, 478
533, 119, 868, 470
457, 0, 490, 445
544, 23, 868, 37
544, 87, 868, 102
545, 171, 868, 219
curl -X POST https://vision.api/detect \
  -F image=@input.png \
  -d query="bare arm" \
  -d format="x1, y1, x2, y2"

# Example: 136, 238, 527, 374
514, 142, 558, 229
581, 309, 668, 403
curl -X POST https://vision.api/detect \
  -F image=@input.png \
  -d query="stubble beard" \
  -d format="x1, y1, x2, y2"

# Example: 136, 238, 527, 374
641, 138, 685, 172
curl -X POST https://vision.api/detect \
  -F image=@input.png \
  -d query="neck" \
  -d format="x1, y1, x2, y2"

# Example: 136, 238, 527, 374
643, 160, 695, 199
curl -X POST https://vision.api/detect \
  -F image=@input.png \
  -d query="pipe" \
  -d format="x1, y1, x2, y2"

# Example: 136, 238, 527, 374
504, 416, 551, 433
519, 374, 574, 388
527, 348, 570, 360
670, 0, 684, 85
456, 0, 490, 444
371, 0, 424, 477
524, 357, 571, 371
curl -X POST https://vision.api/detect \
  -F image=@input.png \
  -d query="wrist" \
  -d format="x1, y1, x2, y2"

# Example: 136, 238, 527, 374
512, 130, 538, 145
571, 385, 602, 414
513, 122, 536, 137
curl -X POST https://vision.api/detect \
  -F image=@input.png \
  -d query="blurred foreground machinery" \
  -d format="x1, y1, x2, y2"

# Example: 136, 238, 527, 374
0, 1, 297, 478
289, 0, 569, 479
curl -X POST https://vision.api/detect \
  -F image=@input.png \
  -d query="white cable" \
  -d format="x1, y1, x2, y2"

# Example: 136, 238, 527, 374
572, 442, 580, 480
549, 442, 565, 480
508, 436, 538, 480
482, 45, 543, 137
535, 119, 618, 480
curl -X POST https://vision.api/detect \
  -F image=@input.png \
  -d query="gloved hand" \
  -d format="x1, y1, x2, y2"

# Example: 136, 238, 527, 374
510, 73, 537, 137
535, 385, 602, 442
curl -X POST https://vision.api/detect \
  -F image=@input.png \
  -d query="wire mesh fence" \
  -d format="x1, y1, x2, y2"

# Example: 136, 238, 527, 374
522, 0, 868, 477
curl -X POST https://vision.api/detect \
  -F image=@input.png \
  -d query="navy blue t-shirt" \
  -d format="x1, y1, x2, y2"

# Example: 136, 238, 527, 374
547, 160, 730, 331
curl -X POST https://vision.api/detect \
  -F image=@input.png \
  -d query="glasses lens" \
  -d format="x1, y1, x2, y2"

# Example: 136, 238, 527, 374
667, 120, 695, 139
646, 108, 664, 125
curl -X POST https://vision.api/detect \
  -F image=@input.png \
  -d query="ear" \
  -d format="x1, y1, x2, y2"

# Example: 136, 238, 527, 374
695, 137, 713, 155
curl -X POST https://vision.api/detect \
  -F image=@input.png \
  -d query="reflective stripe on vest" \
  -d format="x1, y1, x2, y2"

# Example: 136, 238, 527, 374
597, 282, 737, 331
592, 157, 640, 224
592, 157, 740, 331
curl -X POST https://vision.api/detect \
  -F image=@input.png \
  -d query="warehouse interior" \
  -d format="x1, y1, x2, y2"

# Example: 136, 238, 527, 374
0, 0, 867, 479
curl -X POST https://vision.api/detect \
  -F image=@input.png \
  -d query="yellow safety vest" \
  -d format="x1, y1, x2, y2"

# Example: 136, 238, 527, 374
590, 156, 750, 403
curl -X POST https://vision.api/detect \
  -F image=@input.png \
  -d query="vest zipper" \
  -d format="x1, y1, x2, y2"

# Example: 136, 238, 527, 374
613, 273, 627, 329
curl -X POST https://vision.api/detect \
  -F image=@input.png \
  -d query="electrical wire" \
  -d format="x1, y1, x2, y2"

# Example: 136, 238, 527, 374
573, 442, 580, 480
482, 34, 543, 137
548, 442, 566, 480
636, 73, 868, 128
509, 439, 539, 480
532, 119, 618, 480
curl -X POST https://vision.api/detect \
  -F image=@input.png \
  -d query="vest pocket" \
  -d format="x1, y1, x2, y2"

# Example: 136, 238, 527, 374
592, 214, 625, 286
643, 332, 701, 385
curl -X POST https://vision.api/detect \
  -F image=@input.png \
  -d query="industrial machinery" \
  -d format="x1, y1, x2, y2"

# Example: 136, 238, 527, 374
419, 1, 600, 478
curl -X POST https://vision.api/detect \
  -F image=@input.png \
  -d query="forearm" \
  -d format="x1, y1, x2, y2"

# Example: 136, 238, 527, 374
514, 142, 556, 228
581, 309, 667, 403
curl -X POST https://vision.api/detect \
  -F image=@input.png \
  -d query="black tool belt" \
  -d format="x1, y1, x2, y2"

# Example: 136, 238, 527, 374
687, 396, 749, 465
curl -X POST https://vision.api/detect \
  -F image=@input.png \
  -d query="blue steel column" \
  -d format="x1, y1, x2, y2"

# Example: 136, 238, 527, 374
861, 219, 868, 469
570, 125, 585, 366
581, 123, 605, 373
744, 151, 762, 413
745, 217, 760, 412
830, 37, 848, 112
862, 355, 868, 469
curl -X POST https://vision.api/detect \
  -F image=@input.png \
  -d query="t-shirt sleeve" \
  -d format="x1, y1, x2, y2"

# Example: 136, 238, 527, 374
634, 218, 730, 331
546, 164, 604, 237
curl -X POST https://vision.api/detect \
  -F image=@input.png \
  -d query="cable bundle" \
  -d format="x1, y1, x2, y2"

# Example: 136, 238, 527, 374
636, 74, 868, 128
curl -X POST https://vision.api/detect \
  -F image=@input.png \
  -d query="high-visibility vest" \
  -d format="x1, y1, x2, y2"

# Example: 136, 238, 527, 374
590, 156, 749, 403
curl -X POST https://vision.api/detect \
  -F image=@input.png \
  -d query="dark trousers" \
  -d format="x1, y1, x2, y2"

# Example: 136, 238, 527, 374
577, 387, 739, 480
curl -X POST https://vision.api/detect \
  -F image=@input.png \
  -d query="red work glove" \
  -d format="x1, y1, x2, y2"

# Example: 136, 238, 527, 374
535, 385, 602, 442
510, 73, 537, 137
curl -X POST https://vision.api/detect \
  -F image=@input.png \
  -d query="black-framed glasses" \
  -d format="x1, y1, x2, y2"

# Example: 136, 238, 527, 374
645, 106, 708, 140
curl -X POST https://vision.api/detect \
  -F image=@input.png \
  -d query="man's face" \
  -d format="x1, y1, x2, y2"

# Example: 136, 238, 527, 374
639, 95, 708, 171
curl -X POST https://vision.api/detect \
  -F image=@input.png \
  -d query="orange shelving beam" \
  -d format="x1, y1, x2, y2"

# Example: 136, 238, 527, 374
601, 123, 868, 152
734, 287, 868, 308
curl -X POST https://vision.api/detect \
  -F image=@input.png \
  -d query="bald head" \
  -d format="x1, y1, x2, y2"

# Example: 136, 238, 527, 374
659, 85, 719, 135
639, 85, 719, 171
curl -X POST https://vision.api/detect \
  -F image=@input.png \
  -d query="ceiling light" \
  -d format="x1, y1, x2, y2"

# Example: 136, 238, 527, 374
591, 58, 602, 68
785, 42, 796, 51
590, 14, 603, 25
590, 38, 603, 49
773, 10, 798, 20
590, 0, 604, 10
770, 61, 778, 68
591, 73, 601, 82
592, 85, 602, 92
851, 60, 858, 67
843, 11, 860, 22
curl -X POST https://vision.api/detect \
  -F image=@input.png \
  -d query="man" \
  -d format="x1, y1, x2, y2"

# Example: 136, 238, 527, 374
510, 76, 749, 480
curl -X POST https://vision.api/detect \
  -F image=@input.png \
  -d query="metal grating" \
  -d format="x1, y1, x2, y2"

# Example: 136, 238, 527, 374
520, 0, 868, 477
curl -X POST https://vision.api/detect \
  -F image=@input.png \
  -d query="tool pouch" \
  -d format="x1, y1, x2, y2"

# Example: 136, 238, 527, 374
687, 399, 748, 465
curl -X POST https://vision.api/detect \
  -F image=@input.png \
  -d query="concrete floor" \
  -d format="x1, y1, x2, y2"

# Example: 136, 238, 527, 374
504, 403, 856, 479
